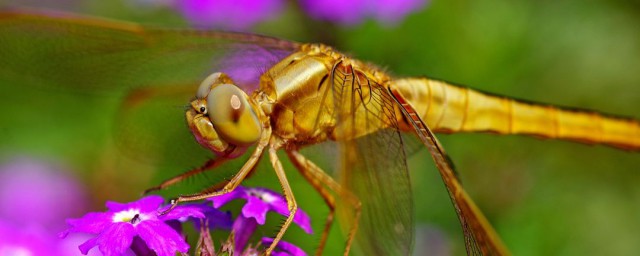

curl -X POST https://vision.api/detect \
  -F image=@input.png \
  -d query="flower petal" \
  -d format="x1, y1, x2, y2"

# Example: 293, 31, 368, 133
252, 187, 286, 204
266, 195, 313, 234
136, 220, 189, 256
96, 222, 135, 256
241, 196, 269, 225
63, 212, 113, 236
251, 187, 288, 217
292, 210, 313, 234
105, 201, 128, 212
208, 186, 246, 208
106, 195, 164, 213
232, 216, 258, 254
262, 237, 307, 256
78, 235, 99, 255
130, 235, 155, 256
159, 203, 206, 221
189, 204, 234, 231
268, 196, 289, 216
133, 195, 166, 213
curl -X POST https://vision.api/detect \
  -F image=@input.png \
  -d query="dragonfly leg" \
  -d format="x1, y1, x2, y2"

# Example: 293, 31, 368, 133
143, 158, 228, 195
286, 149, 361, 256
160, 126, 271, 214
265, 141, 297, 255
285, 150, 335, 256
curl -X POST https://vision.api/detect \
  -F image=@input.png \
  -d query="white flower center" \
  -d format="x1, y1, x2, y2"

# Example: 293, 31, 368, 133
112, 209, 147, 225
259, 191, 277, 203
247, 188, 278, 203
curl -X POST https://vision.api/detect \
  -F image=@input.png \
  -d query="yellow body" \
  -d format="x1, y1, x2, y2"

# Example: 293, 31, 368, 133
394, 78, 640, 150
259, 43, 640, 151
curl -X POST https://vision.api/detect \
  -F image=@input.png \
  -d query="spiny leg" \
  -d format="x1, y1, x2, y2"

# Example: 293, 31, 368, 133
286, 149, 336, 256
197, 153, 265, 195
143, 158, 228, 194
161, 126, 271, 214
287, 149, 361, 256
265, 142, 297, 255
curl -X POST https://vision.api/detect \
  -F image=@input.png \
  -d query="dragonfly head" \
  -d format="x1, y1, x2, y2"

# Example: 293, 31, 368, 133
186, 72, 263, 158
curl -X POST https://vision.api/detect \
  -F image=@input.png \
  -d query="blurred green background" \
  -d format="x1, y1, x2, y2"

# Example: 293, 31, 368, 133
1, 0, 639, 255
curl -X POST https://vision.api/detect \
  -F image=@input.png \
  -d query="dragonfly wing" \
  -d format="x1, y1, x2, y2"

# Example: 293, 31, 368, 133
0, 10, 299, 164
389, 87, 510, 256
0, 9, 298, 93
331, 66, 414, 255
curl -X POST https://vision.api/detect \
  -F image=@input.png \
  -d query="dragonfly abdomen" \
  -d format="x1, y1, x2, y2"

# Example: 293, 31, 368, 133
392, 78, 640, 150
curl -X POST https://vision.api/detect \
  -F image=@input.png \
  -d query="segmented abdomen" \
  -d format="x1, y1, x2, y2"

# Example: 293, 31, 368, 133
393, 78, 640, 150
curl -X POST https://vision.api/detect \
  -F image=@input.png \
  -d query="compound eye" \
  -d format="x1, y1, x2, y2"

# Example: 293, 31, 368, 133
196, 72, 234, 99
206, 84, 261, 146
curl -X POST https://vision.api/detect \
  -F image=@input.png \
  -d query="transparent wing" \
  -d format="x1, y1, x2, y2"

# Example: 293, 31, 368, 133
0, 10, 297, 93
330, 64, 414, 255
0, 10, 299, 164
389, 87, 510, 255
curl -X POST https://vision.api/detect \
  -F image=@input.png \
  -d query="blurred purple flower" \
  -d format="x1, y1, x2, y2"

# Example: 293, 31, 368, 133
59, 233, 115, 256
262, 237, 307, 256
0, 158, 88, 231
0, 220, 52, 256
60, 195, 205, 256
174, 0, 285, 30
300, 0, 368, 26
300, 0, 428, 26
0, 220, 107, 256
209, 186, 312, 253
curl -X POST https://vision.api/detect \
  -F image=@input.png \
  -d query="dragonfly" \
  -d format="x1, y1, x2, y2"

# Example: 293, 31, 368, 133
1, 9, 639, 256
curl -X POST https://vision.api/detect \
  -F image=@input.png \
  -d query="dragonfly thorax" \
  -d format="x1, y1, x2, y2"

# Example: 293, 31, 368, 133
186, 72, 264, 158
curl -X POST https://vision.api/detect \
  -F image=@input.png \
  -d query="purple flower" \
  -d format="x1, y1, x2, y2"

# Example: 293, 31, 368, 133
300, 0, 428, 26
61, 195, 205, 256
230, 215, 259, 254
174, 0, 285, 30
262, 237, 307, 256
301, 0, 369, 26
209, 186, 312, 253
188, 203, 234, 231
0, 158, 88, 231
209, 186, 312, 233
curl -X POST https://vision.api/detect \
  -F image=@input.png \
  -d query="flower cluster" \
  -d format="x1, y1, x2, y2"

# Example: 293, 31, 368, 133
61, 186, 312, 256
173, 0, 285, 30
209, 186, 313, 255
301, 0, 428, 26
138, 0, 428, 29
0, 157, 311, 255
